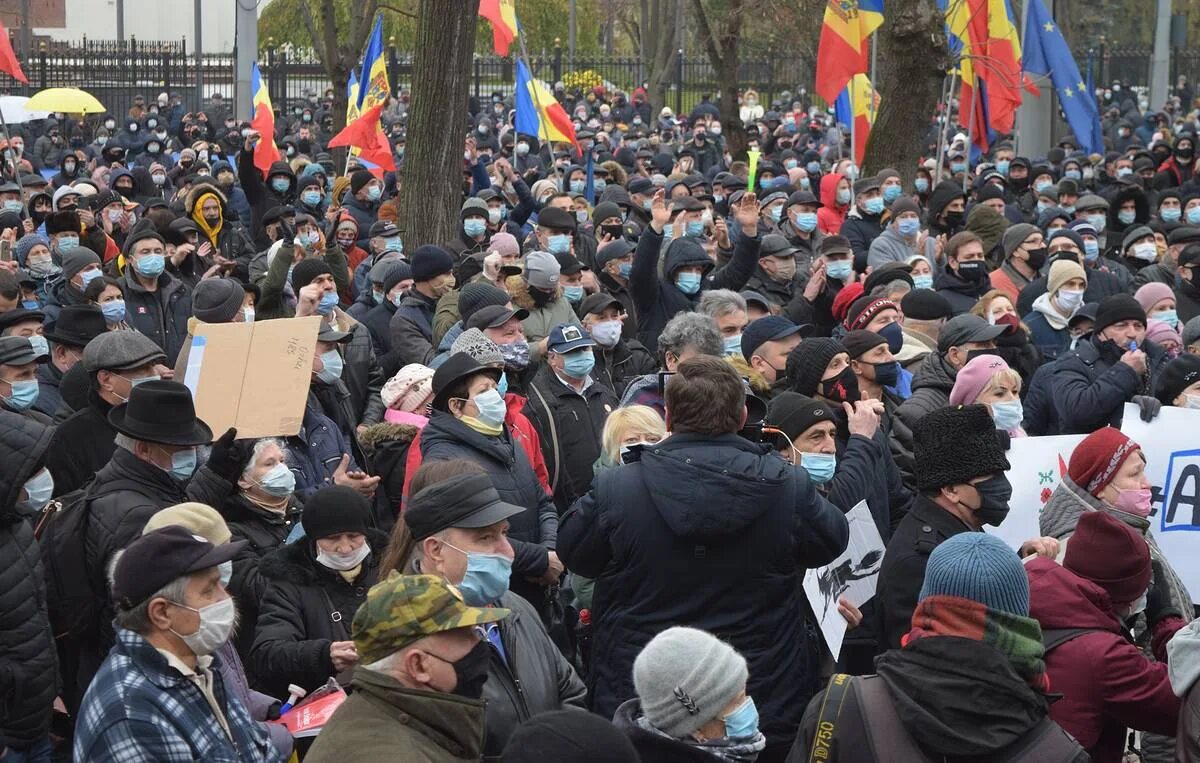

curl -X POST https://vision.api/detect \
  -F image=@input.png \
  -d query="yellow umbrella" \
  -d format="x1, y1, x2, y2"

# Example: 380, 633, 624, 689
25, 87, 106, 116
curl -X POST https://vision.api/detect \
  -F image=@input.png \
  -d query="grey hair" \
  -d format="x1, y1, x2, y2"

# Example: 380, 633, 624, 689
110, 548, 190, 635
113, 433, 138, 453
695, 289, 747, 320
241, 438, 286, 482
657, 312, 724, 364
364, 652, 404, 674
870, 280, 911, 299
405, 528, 450, 569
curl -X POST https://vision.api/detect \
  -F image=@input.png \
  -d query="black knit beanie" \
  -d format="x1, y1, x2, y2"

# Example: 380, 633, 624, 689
290, 258, 333, 293
302, 486, 370, 540
785, 337, 844, 397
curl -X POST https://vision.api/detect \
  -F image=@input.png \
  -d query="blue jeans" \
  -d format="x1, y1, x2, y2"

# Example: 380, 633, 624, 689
3, 736, 53, 763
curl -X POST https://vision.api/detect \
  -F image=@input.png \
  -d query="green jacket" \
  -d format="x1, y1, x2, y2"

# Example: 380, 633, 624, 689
256, 238, 350, 321
305, 669, 486, 763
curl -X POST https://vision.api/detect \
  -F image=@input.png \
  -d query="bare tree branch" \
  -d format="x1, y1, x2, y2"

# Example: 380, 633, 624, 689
297, 1, 329, 64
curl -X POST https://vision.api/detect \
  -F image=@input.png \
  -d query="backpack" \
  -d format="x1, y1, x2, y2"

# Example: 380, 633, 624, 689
35, 476, 141, 644
808, 673, 1086, 762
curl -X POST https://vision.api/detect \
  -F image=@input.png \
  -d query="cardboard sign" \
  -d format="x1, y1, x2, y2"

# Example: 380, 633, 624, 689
182, 316, 321, 439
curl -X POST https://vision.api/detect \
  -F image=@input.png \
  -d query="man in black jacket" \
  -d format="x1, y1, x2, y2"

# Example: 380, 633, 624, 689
0, 410, 58, 762
578, 293, 656, 400
524, 323, 620, 513
559, 355, 848, 760
402, 471, 587, 757
877, 404, 1011, 650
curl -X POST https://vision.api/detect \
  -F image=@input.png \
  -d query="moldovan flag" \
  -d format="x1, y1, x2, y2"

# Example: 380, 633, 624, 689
479, 0, 519, 56
514, 58, 577, 148
0, 21, 26, 84
250, 62, 280, 178
835, 74, 878, 165
327, 102, 395, 176
814, 0, 884, 104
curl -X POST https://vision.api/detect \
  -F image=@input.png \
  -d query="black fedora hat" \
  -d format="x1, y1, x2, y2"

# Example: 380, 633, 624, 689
431, 352, 501, 412
42, 305, 107, 348
108, 379, 213, 446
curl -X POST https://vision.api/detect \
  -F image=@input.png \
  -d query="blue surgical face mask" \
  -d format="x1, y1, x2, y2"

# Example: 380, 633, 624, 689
20, 299, 39, 310
316, 349, 343, 384
723, 333, 743, 356
301, 189, 322, 206
794, 211, 818, 232
991, 399, 1024, 431
1088, 214, 1107, 232
569, 179, 586, 194
382, 236, 403, 253
254, 461, 296, 497
912, 274, 933, 289
863, 196, 885, 215
1117, 209, 1136, 225
996, 160, 1011, 176
548, 234, 572, 255
134, 253, 165, 278
101, 299, 126, 323
675, 271, 702, 294
642, 198, 653, 211
1083, 239, 1100, 262
166, 447, 198, 481
18, 468, 54, 514
2, 377, 38, 410
618, 261, 633, 278
317, 291, 338, 315
836, 188, 851, 205
563, 285, 584, 303
562, 349, 595, 379
915, 178, 929, 194
824, 259, 852, 281
443, 541, 513, 605
463, 218, 487, 237
392, 292, 405, 308
1065, 169, 1082, 181
799, 451, 837, 484
58, 235, 79, 252
785, 159, 798, 170
1035, 181, 1053, 194
800, 177, 811, 190
472, 387, 508, 427
1151, 309, 1179, 328
951, 162, 967, 174
1061, 204, 1075, 215
496, 371, 508, 396
27, 335, 48, 358
1162, 207, 1182, 222
897, 217, 921, 237
662, 223, 673, 242
1116, 167, 1133, 179
594, 179, 606, 192
882, 185, 901, 203
768, 206, 783, 223
1187, 207, 1200, 225
723, 697, 760, 741
684, 220, 705, 238
271, 177, 290, 193
372, 289, 385, 305
366, 185, 382, 201
2, 199, 23, 214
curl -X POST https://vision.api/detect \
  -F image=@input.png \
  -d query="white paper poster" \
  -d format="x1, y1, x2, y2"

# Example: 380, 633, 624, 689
803, 501, 885, 659
988, 434, 1085, 552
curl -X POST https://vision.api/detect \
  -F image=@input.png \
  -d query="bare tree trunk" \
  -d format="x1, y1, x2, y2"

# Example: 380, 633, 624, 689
692, 0, 748, 156
641, 0, 680, 111
397, 0, 479, 250
861, 0, 951, 182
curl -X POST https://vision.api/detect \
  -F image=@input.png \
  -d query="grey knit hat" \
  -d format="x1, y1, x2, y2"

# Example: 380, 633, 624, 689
62, 247, 101, 282
632, 627, 748, 739
191, 277, 244, 323
919, 533, 1029, 616
451, 327, 502, 367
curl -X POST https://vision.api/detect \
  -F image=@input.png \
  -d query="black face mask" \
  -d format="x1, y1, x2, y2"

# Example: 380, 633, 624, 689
871, 360, 899, 388
965, 347, 999, 363
957, 260, 987, 282
958, 474, 1013, 526
1178, 147, 1195, 161
203, 214, 221, 226
819, 365, 860, 404
1024, 246, 1048, 272
447, 640, 491, 699
943, 210, 965, 229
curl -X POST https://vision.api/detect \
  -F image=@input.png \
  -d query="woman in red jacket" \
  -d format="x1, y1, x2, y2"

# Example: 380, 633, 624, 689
1026, 511, 1185, 763
817, 172, 850, 234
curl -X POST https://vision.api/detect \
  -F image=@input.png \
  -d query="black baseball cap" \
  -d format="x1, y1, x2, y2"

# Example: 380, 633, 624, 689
465, 304, 529, 331
579, 292, 623, 316
112, 525, 246, 610
404, 473, 526, 540
741, 316, 809, 359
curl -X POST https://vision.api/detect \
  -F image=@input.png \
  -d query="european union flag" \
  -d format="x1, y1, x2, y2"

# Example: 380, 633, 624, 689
1022, 0, 1105, 155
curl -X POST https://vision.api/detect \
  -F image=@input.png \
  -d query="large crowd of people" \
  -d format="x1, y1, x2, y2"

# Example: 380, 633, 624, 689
3, 77, 1200, 762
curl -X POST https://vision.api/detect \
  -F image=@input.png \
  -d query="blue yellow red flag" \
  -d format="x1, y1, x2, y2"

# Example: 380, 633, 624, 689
250, 62, 280, 178
814, 0, 885, 104
515, 58, 577, 147
356, 15, 389, 111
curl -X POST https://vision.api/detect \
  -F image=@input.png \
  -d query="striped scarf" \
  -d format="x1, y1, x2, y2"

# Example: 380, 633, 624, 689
903, 595, 1050, 692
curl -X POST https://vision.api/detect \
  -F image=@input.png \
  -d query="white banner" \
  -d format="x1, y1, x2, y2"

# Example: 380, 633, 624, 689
987, 434, 1085, 552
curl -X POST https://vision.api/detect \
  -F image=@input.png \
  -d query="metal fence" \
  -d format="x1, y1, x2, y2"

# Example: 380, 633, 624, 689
1, 37, 814, 120
1083, 45, 1200, 95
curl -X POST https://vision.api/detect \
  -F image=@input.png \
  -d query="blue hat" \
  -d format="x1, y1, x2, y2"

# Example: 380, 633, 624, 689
547, 323, 595, 354
741, 315, 808, 359
919, 533, 1029, 616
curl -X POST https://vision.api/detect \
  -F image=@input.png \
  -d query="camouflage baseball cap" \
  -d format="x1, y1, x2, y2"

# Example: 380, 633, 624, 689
352, 572, 510, 664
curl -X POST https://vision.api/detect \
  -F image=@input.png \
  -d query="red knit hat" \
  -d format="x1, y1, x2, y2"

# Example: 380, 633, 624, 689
1063, 511, 1151, 606
831, 282, 865, 324
1067, 427, 1142, 497
844, 295, 899, 331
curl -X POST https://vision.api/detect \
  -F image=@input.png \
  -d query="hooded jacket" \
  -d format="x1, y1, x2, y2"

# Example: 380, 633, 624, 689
792, 637, 1088, 762
250, 528, 389, 698
1026, 556, 1180, 763
1024, 293, 1074, 360
629, 227, 759, 351
239, 157, 296, 250
558, 432, 849, 751
0, 412, 58, 751
209, 160, 252, 224
817, 173, 848, 234
840, 205, 884, 266
182, 182, 256, 267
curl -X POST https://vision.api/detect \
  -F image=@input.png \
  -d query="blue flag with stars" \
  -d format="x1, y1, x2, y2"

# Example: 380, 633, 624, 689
1022, 0, 1105, 155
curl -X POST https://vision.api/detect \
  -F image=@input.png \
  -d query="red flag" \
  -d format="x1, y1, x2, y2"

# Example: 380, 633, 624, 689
0, 22, 27, 84
327, 103, 395, 174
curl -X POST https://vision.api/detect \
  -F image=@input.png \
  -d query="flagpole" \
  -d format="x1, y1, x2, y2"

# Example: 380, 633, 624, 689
849, 84, 857, 170
963, 64, 978, 194
935, 70, 957, 183
868, 38, 878, 126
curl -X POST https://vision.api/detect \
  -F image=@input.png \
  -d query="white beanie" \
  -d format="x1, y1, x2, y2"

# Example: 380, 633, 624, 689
632, 627, 748, 739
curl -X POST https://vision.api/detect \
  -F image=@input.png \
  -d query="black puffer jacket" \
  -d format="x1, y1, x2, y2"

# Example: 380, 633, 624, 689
250, 529, 388, 698
419, 411, 556, 584
1051, 335, 1168, 434
889, 352, 957, 486
590, 340, 657, 401
0, 412, 58, 750
523, 366, 620, 513
558, 433, 849, 754
358, 422, 419, 534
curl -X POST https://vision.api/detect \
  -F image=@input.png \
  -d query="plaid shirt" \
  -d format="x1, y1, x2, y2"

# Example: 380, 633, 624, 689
73, 628, 281, 762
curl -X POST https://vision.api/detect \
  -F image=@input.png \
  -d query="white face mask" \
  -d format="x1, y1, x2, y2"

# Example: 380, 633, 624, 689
169, 596, 236, 656
316, 542, 371, 571
1184, 393, 1200, 410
